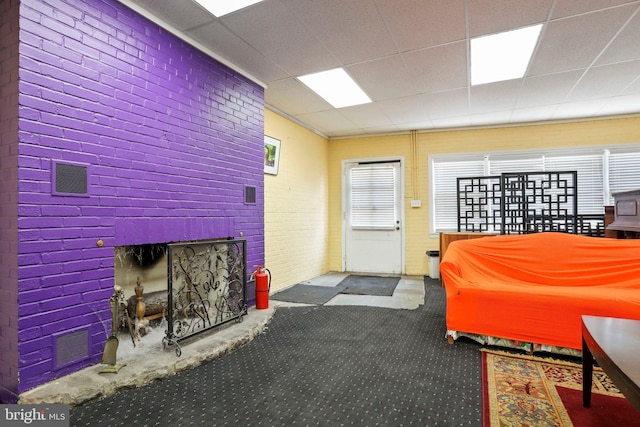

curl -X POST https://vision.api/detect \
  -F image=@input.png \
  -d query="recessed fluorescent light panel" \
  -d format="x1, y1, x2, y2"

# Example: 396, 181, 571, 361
298, 68, 372, 109
193, 0, 265, 17
471, 24, 542, 86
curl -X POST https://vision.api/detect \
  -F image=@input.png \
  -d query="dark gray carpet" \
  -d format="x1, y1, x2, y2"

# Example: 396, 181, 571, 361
338, 274, 400, 296
70, 277, 482, 426
270, 283, 344, 305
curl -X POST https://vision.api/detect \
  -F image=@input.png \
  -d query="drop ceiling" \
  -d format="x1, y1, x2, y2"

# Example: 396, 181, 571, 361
121, 0, 640, 138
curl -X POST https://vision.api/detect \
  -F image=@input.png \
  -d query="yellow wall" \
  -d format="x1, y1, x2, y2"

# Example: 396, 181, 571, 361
263, 109, 330, 292
327, 134, 416, 273
265, 112, 640, 282
328, 116, 640, 276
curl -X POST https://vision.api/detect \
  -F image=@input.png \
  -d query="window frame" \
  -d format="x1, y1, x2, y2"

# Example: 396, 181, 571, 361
429, 143, 640, 237
349, 162, 398, 230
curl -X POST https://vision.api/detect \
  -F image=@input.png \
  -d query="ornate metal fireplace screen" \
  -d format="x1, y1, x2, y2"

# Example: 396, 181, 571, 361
163, 239, 247, 355
457, 171, 605, 236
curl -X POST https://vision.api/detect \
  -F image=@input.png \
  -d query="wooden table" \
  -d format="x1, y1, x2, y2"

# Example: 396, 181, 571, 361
582, 315, 640, 412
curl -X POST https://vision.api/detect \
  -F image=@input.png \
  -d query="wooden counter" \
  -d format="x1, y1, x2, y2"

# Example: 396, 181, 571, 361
439, 232, 497, 262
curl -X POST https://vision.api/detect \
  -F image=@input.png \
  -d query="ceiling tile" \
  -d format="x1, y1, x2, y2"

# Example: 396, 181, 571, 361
187, 21, 288, 82
510, 105, 557, 123
129, 0, 214, 31
552, 99, 609, 119
595, 7, 640, 65
529, 5, 637, 75
567, 60, 640, 101
265, 78, 332, 115
599, 92, 640, 115
470, 80, 521, 114
467, 0, 553, 37
338, 103, 395, 130
295, 110, 360, 136
551, 0, 637, 19
357, 124, 402, 135
376, 95, 434, 126
347, 56, 418, 102
430, 116, 471, 129
285, 0, 398, 65
375, 0, 466, 51
396, 119, 435, 132
470, 111, 515, 127
622, 75, 640, 94
220, 0, 338, 76
517, 70, 583, 108
403, 41, 468, 94
420, 89, 470, 119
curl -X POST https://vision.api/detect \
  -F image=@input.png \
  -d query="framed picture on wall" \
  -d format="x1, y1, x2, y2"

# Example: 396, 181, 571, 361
264, 135, 281, 175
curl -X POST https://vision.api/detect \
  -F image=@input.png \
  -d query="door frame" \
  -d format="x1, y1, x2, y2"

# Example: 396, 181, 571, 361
341, 156, 406, 274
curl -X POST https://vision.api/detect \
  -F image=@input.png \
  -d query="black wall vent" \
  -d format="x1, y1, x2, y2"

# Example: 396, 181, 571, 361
245, 186, 257, 204
54, 329, 89, 369
55, 162, 88, 195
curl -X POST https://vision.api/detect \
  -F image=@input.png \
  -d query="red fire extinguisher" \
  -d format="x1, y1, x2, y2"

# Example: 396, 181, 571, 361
252, 265, 271, 310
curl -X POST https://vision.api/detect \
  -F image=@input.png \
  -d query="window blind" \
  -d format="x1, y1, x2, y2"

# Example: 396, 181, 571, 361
544, 154, 603, 214
350, 164, 396, 229
489, 157, 543, 174
430, 144, 640, 234
608, 151, 640, 202
432, 159, 484, 231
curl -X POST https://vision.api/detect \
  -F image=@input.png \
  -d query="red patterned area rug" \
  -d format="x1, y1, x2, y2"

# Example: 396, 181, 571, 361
482, 349, 640, 426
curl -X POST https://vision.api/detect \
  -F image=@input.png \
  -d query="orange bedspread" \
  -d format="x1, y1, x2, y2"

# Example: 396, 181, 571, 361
440, 232, 640, 350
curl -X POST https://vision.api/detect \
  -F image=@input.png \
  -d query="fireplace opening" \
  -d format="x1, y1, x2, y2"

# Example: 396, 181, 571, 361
115, 243, 168, 294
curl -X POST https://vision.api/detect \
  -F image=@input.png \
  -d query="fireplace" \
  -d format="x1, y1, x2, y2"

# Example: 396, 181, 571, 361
5, 0, 264, 402
114, 239, 248, 356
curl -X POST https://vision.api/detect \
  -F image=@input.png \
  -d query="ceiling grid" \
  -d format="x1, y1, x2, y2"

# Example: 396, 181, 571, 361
121, 0, 640, 138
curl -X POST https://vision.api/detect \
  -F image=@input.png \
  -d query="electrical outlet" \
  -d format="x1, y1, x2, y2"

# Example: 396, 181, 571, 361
411, 200, 422, 208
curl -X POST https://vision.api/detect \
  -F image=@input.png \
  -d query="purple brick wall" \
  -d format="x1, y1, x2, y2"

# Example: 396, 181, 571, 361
0, 0, 21, 405
10, 0, 265, 399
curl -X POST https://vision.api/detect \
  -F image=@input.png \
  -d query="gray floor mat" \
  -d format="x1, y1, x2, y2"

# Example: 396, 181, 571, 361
338, 274, 400, 296
271, 283, 344, 305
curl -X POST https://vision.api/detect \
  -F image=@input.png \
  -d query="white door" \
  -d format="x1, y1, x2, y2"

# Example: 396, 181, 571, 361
343, 160, 403, 274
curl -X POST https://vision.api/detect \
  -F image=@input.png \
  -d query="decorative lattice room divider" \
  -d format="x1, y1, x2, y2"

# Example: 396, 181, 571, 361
457, 171, 605, 236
